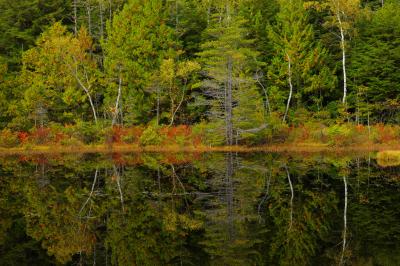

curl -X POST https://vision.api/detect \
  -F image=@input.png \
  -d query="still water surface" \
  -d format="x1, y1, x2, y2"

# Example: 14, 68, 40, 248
0, 152, 399, 265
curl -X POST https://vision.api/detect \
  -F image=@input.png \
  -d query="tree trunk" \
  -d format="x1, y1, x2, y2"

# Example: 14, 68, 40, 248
337, 12, 348, 104
340, 175, 348, 265
256, 74, 271, 115
283, 53, 293, 123
86, 0, 92, 36
225, 152, 234, 240
99, 1, 104, 39
156, 86, 160, 126
73, 0, 78, 36
112, 71, 122, 126
169, 89, 185, 126
285, 165, 294, 231
74, 70, 98, 124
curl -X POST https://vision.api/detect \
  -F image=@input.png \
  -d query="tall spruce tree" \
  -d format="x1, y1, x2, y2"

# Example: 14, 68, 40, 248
197, 2, 265, 145
268, 0, 335, 122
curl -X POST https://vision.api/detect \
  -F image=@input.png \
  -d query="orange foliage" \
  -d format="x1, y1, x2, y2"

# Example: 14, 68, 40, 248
17, 132, 29, 143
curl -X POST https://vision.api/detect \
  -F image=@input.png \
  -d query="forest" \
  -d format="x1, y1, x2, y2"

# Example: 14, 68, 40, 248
0, 0, 399, 148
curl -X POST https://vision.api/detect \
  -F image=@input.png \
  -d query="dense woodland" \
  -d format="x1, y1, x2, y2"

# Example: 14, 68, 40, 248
0, 0, 399, 146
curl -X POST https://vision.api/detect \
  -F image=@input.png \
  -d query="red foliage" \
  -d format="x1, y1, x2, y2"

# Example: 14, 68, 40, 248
17, 132, 29, 143
55, 132, 67, 143
356, 124, 365, 132
112, 126, 125, 143
376, 124, 397, 143
31, 127, 51, 144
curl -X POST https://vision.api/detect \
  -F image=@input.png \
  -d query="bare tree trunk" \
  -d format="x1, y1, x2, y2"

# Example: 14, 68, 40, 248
283, 53, 293, 123
225, 152, 234, 240
86, 0, 92, 36
79, 168, 99, 215
285, 165, 294, 231
74, 68, 98, 124
99, 1, 104, 39
112, 70, 122, 126
109, 0, 112, 21
381, 0, 384, 7
337, 12, 348, 104
73, 0, 78, 36
340, 175, 348, 265
169, 89, 185, 126
156, 86, 160, 126
113, 165, 124, 212
255, 73, 271, 115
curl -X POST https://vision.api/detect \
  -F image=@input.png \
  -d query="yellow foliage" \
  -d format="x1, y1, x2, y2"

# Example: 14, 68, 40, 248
377, 150, 400, 167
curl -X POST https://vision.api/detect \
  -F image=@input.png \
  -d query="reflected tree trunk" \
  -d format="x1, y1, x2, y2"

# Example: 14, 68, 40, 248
285, 165, 294, 230
79, 168, 99, 216
113, 165, 124, 212
340, 175, 348, 265
226, 152, 235, 240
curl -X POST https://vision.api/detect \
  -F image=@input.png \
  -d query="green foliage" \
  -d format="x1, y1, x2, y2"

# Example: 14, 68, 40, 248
267, 0, 336, 120
0, 0, 398, 145
139, 125, 164, 146
0, 129, 19, 147
348, 1, 400, 122
18, 23, 100, 126
103, 0, 177, 124
192, 121, 225, 146
0, 0, 70, 69
73, 120, 105, 144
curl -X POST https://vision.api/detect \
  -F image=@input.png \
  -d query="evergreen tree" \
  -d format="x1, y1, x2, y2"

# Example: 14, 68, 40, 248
0, 0, 70, 69
268, 0, 335, 122
103, 0, 177, 125
349, 1, 400, 123
197, 2, 265, 145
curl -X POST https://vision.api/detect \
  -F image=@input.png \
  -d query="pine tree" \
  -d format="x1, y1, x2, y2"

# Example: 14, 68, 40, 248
349, 1, 400, 123
0, 0, 70, 69
197, 2, 265, 145
103, 0, 177, 125
268, 0, 335, 122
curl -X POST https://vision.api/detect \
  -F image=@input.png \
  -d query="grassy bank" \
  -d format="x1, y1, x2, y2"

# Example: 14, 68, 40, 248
0, 123, 399, 155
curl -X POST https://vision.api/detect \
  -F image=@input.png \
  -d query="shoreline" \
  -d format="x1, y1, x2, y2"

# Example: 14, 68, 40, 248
0, 143, 399, 155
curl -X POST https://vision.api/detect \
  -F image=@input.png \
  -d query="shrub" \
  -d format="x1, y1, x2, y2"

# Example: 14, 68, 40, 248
0, 129, 19, 147
30, 127, 51, 145
192, 121, 225, 146
74, 121, 104, 144
60, 137, 84, 147
139, 126, 163, 146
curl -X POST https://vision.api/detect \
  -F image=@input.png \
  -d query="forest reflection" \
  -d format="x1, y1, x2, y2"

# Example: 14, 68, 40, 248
0, 152, 399, 265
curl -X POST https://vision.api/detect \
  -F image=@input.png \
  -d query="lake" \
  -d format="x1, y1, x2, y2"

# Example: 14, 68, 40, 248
0, 152, 399, 265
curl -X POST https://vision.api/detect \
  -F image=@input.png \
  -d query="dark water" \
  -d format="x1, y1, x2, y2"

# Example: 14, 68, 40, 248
0, 152, 399, 265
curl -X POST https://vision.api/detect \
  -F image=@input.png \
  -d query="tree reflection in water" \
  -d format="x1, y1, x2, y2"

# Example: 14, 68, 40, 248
0, 152, 399, 265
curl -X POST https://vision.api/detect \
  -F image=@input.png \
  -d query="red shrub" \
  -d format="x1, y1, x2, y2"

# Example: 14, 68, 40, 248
17, 132, 29, 144
112, 126, 125, 143
31, 127, 51, 144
